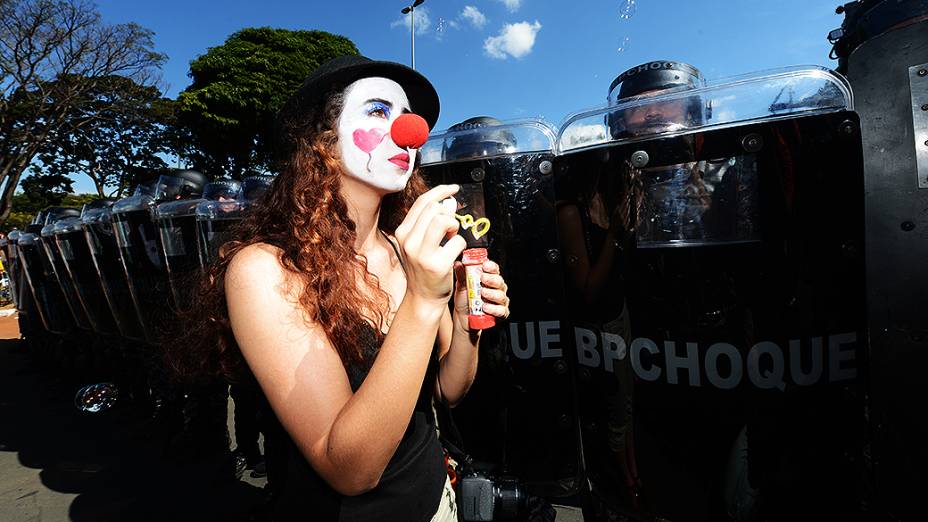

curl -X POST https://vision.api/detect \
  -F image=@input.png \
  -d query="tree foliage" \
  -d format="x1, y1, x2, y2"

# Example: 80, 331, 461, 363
17, 170, 73, 211
0, 0, 165, 225
3, 190, 96, 231
176, 27, 359, 177
32, 75, 175, 198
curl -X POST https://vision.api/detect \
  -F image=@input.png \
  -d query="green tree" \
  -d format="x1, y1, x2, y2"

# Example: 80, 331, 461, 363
32, 75, 176, 198
176, 27, 359, 177
3, 190, 97, 231
0, 0, 166, 225
16, 171, 73, 213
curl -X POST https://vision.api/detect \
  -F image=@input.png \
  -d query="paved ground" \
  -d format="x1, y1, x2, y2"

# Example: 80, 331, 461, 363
0, 311, 267, 522
0, 310, 584, 521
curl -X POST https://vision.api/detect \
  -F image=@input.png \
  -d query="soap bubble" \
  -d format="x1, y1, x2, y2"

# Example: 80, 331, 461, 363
74, 382, 118, 413
619, 0, 637, 20
617, 36, 631, 53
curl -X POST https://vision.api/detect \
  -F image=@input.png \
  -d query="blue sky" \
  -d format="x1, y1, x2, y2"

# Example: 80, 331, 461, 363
67, 0, 842, 193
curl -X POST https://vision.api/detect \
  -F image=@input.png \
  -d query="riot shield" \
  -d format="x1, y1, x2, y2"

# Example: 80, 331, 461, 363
53, 208, 118, 335
41, 216, 92, 331
420, 120, 585, 499
196, 176, 272, 267
82, 202, 145, 341
18, 221, 75, 335
195, 200, 244, 267
6, 231, 30, 314
155, 180, 242, 310
111, 176, 182, 344
557, 66, 866, 521
1, 235, 19, 309
831, 2, 928, 516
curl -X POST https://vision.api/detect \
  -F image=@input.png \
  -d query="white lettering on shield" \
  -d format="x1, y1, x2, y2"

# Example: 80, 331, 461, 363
507, 321, 858, 389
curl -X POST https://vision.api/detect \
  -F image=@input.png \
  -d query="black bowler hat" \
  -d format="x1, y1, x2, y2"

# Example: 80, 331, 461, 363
280, 55, 440, 131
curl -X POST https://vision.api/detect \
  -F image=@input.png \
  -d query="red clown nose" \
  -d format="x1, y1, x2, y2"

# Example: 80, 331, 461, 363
391, 113, 430, 149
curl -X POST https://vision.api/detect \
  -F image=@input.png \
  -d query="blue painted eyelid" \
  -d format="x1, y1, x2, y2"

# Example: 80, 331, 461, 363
366, 101, 392, 119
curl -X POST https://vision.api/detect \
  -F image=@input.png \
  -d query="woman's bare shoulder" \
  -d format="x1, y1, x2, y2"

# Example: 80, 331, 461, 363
226, 242, 288, 288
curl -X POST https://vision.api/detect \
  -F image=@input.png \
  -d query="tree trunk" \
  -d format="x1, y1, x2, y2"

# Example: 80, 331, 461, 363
0, 143, 43, 225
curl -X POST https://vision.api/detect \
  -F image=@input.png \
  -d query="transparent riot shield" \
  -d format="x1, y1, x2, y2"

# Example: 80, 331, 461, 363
155, 198, 205, 311
196, 176, 272, 267
557, 66, 866, 521
41, 216, 92, 331
1, 235, 18, 308
17, 223, 75, 335
111, 179, 176, 343
420, 121, 584, 499
82, 202, 145, 341
6, 230, 30, 313
53, 211, 118, 335
195, 200, 244, 267
155, 180, 242, 310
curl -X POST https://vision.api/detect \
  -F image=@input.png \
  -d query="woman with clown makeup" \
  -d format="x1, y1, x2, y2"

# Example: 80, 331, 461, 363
167, 56, 510, 521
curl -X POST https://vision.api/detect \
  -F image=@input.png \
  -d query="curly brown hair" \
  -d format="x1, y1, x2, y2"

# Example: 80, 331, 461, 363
165, 85, 427, 383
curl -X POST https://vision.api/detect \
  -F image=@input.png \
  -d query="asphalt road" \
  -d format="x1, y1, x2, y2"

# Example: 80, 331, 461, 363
0, 315, 267, 521
0, 310, 584, 522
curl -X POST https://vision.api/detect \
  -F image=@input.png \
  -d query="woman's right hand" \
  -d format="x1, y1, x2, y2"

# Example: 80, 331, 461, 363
394, 184, 467, 304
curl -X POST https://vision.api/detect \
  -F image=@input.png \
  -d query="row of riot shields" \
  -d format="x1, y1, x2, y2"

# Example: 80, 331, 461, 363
0, 173, 274, 404
420, 66, 870, 521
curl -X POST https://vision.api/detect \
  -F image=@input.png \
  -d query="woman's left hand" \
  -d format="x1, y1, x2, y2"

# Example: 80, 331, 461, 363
452, 259, 510, 332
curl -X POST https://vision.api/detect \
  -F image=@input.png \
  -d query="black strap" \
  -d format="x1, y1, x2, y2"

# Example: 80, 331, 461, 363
379, 229, 406, 273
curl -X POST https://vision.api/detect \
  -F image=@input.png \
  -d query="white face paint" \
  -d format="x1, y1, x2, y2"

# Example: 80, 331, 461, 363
337, 77, 416, 193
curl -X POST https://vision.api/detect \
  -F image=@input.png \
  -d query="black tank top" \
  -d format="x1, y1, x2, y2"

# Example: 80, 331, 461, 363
260, 233, 447, 522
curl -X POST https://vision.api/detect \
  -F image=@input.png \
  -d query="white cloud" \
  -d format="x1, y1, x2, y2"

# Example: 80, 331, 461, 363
496, 0, 522, 12
391, 6, 432, 36
461, 6, 488, 29
483, 21, 542, 60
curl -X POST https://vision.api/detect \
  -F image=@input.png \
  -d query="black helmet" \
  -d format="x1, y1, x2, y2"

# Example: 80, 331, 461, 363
241, 175, 276, 202
608, 61, 704, 102
443, 116, 518, 162
80, 199, 115, 217
172, 169, 209, 195
154, 169, 208, 201
606, 60, 707, 138
203, 179, 243, 201
40, 206, 81, 225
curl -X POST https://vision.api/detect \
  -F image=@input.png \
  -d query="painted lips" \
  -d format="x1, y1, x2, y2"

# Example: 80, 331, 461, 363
389, 152, 410, 170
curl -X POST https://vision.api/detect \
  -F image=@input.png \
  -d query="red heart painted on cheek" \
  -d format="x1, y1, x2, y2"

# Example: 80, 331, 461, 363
353, 128, 389, 154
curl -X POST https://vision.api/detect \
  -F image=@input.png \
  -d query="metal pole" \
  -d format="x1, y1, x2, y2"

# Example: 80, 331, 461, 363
410, 6, 415, 70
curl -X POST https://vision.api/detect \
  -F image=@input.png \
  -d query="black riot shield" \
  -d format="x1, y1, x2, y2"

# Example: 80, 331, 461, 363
21, 208, 83, 335
41, 216, 92, 331
196, 176, 271, 267
156, 179, 242, 310
1, 235, 19, 309
6, 231, 30, 314
18, 210, 81, 335
82, 202, 145, 341
831, 2, 928, 517
54, 206, 119, 336
557, 66, 867, 521
420, 121, 585, 500
112, 175, 204, 343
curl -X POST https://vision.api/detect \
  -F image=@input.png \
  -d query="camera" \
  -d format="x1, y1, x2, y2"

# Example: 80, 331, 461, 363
458, 470, 526, 521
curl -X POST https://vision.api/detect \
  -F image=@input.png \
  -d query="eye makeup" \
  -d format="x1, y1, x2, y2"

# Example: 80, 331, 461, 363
365, 99, 392, 119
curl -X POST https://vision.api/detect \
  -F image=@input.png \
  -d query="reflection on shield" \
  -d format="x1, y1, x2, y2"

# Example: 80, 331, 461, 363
421, 120, 585, 498
82, 203, 146, 341
557, 66, 866, 520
